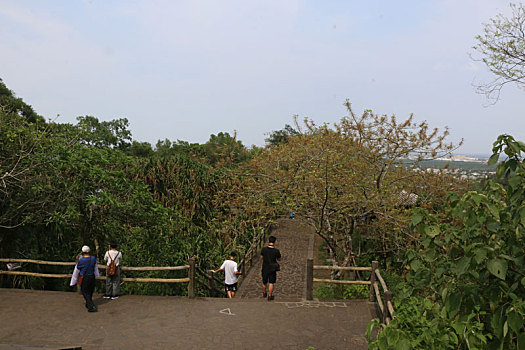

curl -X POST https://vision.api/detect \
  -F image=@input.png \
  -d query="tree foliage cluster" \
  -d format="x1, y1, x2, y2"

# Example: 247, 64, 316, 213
242, 101, 466, 271
367, 135, 525, 349
0, 79, 268, 295
2, 76, 523, 349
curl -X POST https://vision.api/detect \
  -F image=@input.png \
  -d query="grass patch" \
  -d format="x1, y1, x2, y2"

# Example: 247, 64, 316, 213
314, 282, 369, 300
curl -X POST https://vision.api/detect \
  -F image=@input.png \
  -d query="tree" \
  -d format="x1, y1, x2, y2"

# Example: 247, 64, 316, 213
369, 135, 525, 349
245, 102, 462, 268
265, 124, 299, 147
203, 131, 249, 167
0, 78, 44, 123
473, 3, 525, 102
76, 115, 132, 149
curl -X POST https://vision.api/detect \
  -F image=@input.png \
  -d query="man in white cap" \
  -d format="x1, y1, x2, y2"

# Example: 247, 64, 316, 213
75, 245, 100, 312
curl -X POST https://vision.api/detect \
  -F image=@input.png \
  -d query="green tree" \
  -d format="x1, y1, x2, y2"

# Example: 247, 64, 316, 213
76, 115, 132, 149
265, 124, 299, 147
203, 131, 249, 167
0, 78, 44, 123
473, 3, 525, 101
369, 135, 525, 349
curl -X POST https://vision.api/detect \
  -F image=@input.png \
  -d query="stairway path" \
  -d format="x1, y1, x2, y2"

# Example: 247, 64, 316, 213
238, 218, 314, 300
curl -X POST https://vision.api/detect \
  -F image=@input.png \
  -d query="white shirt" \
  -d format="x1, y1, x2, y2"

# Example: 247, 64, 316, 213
220, 260, 239, 285
104, 250, 122, 266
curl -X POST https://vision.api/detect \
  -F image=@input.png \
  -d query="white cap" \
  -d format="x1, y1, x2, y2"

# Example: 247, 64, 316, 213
81, 245, 90, 253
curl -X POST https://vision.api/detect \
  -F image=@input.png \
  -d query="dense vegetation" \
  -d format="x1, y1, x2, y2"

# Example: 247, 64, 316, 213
0, 78, 270, 296
1, 72, 524, 347
367, 135, 525, 349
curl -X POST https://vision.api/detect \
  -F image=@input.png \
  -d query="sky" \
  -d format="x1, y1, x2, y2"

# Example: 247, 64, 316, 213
0, 0, 524, 155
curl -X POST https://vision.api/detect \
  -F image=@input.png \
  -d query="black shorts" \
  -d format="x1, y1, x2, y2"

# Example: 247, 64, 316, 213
225, 283, 238, 292
262, 270, 277, 284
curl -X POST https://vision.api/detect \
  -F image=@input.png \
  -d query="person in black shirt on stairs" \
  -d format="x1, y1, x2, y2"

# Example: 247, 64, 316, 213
260, 236, 281, 301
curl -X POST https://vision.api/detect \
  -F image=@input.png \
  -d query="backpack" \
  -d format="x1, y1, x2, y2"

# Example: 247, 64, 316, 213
107, 251, 118, 276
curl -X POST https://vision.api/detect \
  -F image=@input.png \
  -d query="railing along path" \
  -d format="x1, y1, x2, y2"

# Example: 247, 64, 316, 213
0, 257, 196, 298
306, 258, 394, 324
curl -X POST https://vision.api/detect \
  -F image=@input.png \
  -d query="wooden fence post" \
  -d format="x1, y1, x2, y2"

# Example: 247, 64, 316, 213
306, 258, 314, 301
208, 270, 215, 297
385, 290, 394, 322
188, 258, 195, 299
369, 261, 378, 302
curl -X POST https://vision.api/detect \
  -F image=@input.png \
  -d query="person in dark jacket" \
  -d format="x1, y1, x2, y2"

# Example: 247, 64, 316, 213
75, 245, 100, 312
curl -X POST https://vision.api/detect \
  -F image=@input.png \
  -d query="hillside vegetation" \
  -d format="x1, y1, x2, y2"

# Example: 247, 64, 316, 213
1, 79, 524, 348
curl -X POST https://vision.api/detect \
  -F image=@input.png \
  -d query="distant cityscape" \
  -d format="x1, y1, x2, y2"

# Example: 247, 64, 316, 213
413, 154, 496, 180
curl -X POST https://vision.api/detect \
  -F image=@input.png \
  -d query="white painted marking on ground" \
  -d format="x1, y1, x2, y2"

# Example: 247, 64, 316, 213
219, 308, 235, 315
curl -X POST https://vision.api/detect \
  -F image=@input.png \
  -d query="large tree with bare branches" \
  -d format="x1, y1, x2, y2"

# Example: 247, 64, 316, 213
473, 3, 525, 102
243, 101, 464, 268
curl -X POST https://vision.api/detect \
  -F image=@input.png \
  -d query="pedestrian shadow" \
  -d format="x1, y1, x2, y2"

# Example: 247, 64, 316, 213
95, 296, 112, 306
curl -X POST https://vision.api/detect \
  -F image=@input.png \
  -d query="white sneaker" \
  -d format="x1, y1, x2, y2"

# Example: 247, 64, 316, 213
111, 296, 119, 300
103, 295, 111, 299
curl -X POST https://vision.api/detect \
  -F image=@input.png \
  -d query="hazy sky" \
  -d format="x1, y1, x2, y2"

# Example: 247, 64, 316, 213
1, 0, 524, 154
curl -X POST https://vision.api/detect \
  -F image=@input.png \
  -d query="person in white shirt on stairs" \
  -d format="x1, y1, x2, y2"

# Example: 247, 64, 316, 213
211, 252, 242, 298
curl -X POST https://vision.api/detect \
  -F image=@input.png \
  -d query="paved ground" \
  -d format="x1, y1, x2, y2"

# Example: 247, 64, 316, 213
0, 289, 374, 349
238, 218, 314, 300
0, 220, 376, 349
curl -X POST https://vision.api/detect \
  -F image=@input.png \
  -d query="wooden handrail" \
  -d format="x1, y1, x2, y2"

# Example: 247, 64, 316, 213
373, 282, 385, 316
305, 258, 395, 325
0, 258, 75, 266
313, 278, 371, 285
0, 271, 72, 278
313, 265, 372, 271
375, 269, 388, 292
0, 258, 189, 271
120, 266, 189, 271
236, 223, 271, 287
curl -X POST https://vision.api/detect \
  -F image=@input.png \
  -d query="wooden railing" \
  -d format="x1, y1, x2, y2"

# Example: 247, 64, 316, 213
236, 224, 271, 287
195, 266, 227, 297
306, 259, 394, 324
0, 257, 197, 298
370, 261, 394, 324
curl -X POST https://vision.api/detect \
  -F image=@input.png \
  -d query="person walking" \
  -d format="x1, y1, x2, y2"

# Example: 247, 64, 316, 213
103, 242, 122, 300
211, 252, 242, 298
71, 245, 100, 312
260, 236, 281, 301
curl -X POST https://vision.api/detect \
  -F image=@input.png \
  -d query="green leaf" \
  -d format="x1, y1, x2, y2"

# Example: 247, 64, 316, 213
397, 339, 411, 350
487, 259, 508, 280
411, 214, 424, 227
517, 332, 525, 350
488, 153, 499, 166
507, 310, 523, 335
508, 175, 522, 189
522, 276, 525, 287
424, 225, 440, 238
410, 260, 423, 272
520, 206, 525, 227
510, 141, 521, 155
446, 292, 462, 317
455, 256, 471, 276
473, 248, 487, 264
491, 308, 504, 340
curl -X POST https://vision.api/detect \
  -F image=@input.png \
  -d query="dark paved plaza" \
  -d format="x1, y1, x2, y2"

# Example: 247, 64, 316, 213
0, 220, 375, 349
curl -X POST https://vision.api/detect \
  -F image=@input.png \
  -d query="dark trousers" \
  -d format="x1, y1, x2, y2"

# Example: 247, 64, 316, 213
81, 274, 96, 310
